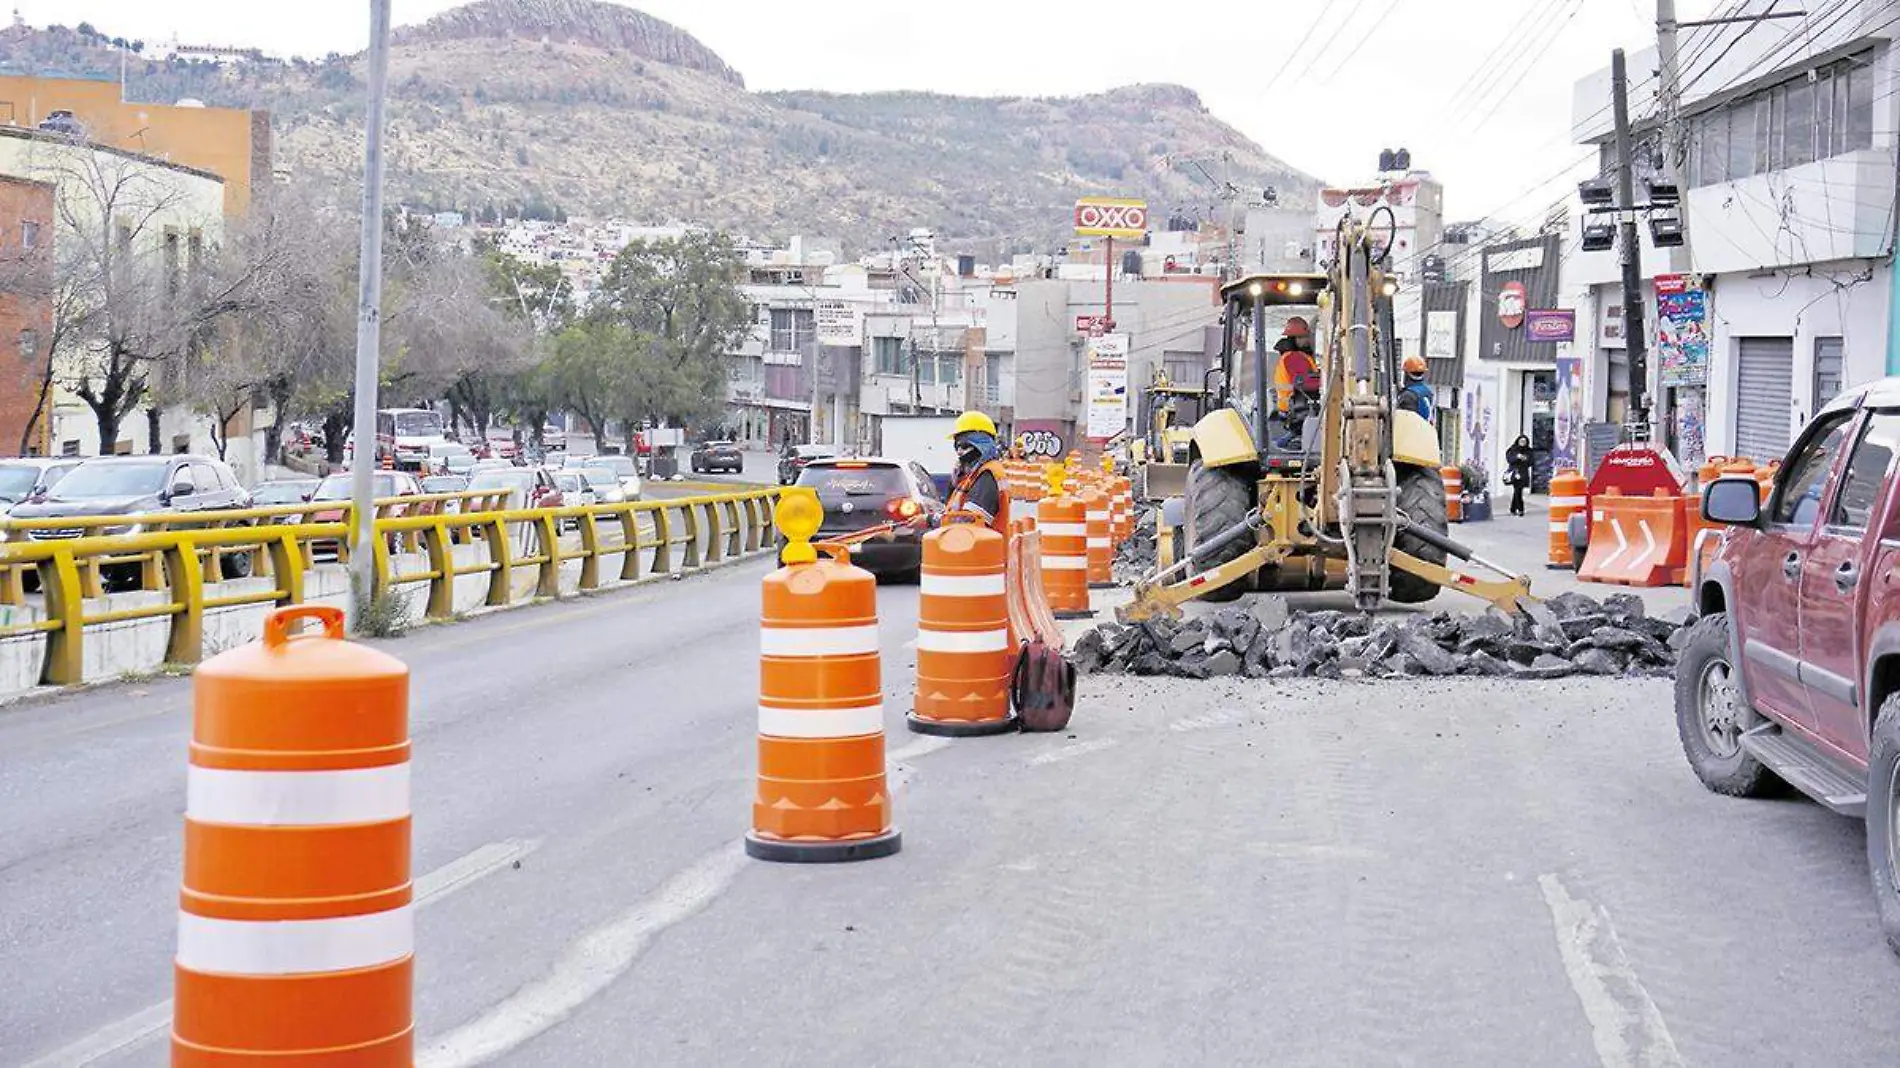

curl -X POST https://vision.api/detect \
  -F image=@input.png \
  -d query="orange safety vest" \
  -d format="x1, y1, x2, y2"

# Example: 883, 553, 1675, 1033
1273, 347, 1322, 414
946, 459, 1011, 533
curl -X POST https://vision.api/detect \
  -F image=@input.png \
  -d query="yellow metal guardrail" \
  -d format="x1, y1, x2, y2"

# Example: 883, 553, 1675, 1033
0, 487, 778, 687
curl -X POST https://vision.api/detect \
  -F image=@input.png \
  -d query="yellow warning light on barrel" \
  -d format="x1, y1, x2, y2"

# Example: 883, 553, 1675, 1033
1045, 463, 1067, 497
775, 487, 823, 564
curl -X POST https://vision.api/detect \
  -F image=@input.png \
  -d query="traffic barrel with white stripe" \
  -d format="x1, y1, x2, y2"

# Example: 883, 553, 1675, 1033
749, 488, 900, 863
1441, 465, 1463, 523
910, 515, 1015, 736
1082, 488, 1114, 589
173, 605, 411, 1067
1110, 475, 1134, 544
1547, 469, 1587, 569
1038, 494, 1094, 619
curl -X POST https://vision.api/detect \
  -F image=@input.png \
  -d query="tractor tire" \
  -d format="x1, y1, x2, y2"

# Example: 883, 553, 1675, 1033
1184, 459, 1254, 603
1388, 462, 1449, 604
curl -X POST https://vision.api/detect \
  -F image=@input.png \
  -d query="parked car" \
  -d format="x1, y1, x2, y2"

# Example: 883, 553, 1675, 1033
1681, 378, 1900, 956
0, 458, 81, 515
467, 466, 562, 511
428, 441, 477, 477
577, 453, 642, 501
779, 458, 942, 581
305, 471, 428, 559
468, 458, 515, 475
250, 478, 320, 523
576, 467, 626, 505
689, 440, 744, 475
778, 444, 835, 486
8, 456, 253, 582
420, 474, 468, 495
542, 424, 568, 451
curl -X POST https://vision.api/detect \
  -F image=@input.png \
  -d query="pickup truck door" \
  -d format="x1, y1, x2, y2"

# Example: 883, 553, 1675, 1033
1742, 411, 1858, 732
1800, 410, 1900, 764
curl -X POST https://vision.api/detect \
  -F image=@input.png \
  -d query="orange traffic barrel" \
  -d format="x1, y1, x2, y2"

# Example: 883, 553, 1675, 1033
1547, 469, 1587, 570
174, 605, 412, 1067
1037, 494, 1093, 619
1082, 488, 1115, 589
749, 489, 900, 863
1109, 475, 1133, 544
911, 514, 1015, 737
1441, 465, 1463, 523
1696, 455, 1728, 488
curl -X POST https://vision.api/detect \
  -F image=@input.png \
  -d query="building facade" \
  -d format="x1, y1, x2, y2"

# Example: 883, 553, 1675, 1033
0, 174, 52, 453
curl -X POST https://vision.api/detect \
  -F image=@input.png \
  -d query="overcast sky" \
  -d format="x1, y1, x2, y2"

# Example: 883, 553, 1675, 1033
18, 0, 1718, 221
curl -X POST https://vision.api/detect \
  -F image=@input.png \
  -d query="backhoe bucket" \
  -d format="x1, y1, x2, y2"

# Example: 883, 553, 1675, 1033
1139, 462, 1189, 502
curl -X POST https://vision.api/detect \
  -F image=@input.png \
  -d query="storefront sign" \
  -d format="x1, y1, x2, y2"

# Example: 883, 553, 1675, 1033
1073, 198, 1148, 239
1525, 309, 1575, 343
1085, 333, 1129, 441
1425, 310, 1458, 361
814, 300, 863, 347
1497, 282, 1527, 329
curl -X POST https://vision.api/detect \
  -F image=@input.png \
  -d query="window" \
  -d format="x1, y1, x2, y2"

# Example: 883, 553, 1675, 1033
873, 336, 907, 376
1685, 54, 1873, 186
1829, 413, 1900, 531
20, 220, 38, 249
1770, 411, 1854, 527
1815, 337, 1844, 407
17, 328, 35, 360
1785, 77, 1815, 168
769, 308, 814, 352
938, 353, 961, 386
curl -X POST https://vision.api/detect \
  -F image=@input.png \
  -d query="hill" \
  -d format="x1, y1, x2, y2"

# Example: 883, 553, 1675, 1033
0, 0, 1319, 251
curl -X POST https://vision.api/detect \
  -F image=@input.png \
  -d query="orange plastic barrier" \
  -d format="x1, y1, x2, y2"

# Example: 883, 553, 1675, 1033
174, 605, 412, 1067
1547, 469, 1587, 569
1037, 494, 1093, 619
749, 531, 900, 863
1578, 491, 1688, 587
911, 516, 1015, 736
1082, 488, 1114, 589
1440, 466, 1463, 523
1755, 460, 1780, 503
1006, 518, 1064, 651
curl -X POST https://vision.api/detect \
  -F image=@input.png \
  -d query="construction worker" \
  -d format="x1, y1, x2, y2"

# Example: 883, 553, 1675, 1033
1397, 354, 1435, 420
1272, 316, 1322, 449
933, 410, 1011, 533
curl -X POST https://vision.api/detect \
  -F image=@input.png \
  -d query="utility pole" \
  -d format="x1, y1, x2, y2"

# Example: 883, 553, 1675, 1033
347, 0, 392, 631
1653, 0, 1694, 274
1610, 48, 1653, 444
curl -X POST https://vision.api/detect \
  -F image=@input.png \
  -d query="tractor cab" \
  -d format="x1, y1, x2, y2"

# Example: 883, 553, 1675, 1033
1216, 272, 1331, 473
1137, 373, 1208, 500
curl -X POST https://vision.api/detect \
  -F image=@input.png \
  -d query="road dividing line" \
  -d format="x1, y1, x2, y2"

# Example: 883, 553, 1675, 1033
419, 844, 750, 1067
1026, 737, 1119, 766
1537, 874, 1683, 1068
22, 837, 541, 1068
887, 735, 953, 764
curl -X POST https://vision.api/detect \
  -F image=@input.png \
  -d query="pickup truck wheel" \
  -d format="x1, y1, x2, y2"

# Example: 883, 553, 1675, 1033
1673, 612, 1776, 797
1865, 694, 1900, 956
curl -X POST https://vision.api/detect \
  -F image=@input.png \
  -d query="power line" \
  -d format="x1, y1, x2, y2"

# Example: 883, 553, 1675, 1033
1451, 0, 1575, 117
1444, 0, 1569, 112
1264, 9, 1345, 91
1282, 0, 1377, 85
1464, 0, 1589, 132
1317, 0, 1407, 83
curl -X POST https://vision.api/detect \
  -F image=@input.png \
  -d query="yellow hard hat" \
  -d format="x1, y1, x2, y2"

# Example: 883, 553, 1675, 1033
951, 410, 997, 438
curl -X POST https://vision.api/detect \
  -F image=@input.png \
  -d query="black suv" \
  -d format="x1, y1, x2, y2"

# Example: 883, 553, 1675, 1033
9, 455, 254, 580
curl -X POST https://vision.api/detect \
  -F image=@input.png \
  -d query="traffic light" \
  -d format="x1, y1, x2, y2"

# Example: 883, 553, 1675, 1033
1581, 221, 1616, 252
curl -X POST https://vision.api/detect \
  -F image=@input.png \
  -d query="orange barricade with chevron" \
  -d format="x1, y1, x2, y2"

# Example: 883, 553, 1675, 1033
1578, 490, 1689, 587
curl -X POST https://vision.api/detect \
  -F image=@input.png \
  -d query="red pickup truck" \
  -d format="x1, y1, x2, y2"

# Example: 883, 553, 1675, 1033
1681, 378, 1900, 954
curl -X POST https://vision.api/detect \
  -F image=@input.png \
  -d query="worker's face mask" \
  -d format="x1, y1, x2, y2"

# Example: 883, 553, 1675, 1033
956, 439, 982, 467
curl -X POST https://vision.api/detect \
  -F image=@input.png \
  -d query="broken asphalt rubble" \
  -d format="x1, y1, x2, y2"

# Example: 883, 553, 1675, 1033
1071, 590, 1690, 682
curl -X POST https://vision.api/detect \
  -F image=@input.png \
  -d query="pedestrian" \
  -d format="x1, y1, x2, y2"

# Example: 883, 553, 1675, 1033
1397, 355, 1435, 420
1506, 434, 1535, 516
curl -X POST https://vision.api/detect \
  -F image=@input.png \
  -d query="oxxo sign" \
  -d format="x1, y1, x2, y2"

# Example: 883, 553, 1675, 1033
1074, 197, 1149, 239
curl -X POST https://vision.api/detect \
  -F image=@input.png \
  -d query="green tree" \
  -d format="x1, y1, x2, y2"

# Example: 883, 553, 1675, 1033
590, 231, 750, 438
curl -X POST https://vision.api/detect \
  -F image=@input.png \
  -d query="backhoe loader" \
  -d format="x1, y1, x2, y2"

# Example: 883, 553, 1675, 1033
1134, 372, 1206, 501
1121, 221, 1535, 622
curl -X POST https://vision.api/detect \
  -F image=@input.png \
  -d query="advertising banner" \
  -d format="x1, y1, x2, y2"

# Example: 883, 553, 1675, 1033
1525, 309, 1575, 343
1085, 333, 1129, 441
1073, 198, 1149, 239
1657, 278, 1708, 386
1553, 352, 1583, 471
814, 300, 863, 347
1425, 310, 1458, 361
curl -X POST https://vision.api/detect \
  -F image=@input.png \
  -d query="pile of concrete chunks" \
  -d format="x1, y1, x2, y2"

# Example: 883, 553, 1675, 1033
1073, 590, 1691, 681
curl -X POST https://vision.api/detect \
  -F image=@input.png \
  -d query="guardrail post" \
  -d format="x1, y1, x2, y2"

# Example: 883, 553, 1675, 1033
578, 512, 602, 591
649, 504, 672, 576
618, 505, 644, 582
703, 498, 725, 564
38, 548, 84, 686
267, 529, 305, 606
142, 522, 169, 591
0, 556, 23, 605
80, 556, 105, 599
536, 514, 561, 599
744, 493, 766, 553
370, 518, 393, 602
680, 501, 702, 570
424, 518, 455, 620
484, 514, 512, 607
721, 497, 742, 558
162, 536, 206, 665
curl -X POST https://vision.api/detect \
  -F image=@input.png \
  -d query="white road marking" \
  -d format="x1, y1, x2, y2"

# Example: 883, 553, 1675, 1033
1537, 873, 1683, 1068
1026, 737, 1119, 766
417, 843, 750, 1068
23, 837, 541, 1068
417, 738, 950, 1066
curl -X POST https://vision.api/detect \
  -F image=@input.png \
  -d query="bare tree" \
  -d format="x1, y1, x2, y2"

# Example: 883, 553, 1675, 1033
40, 147, 293, 452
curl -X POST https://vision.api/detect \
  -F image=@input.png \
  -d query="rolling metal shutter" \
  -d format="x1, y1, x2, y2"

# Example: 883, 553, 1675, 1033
1734, 337, 1794, 464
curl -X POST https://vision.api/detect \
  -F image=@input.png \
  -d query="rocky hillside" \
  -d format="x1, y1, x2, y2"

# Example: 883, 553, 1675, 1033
0, 1, 1317, 250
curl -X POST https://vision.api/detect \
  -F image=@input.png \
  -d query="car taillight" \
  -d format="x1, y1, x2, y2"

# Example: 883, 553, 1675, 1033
886, 497, 921, 520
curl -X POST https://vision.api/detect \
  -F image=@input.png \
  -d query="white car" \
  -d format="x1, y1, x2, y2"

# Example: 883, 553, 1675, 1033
576, 467, 626, 505
578, 454, 642, 501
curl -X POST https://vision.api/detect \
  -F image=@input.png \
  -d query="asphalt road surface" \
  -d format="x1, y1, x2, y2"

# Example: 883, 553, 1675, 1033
5, 534, 1900, 1066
